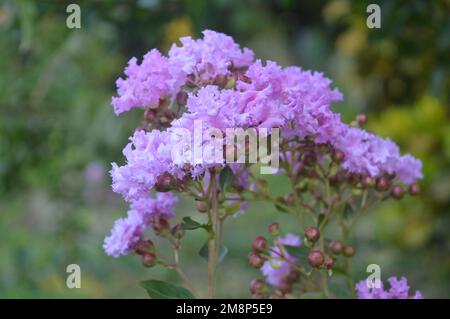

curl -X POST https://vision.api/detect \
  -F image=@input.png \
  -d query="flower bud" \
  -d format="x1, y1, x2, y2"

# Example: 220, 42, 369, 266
304, 226, 320, 243
252, 236, 268, 253
268, 222, 280, 236
155, 173, 173, 192
324, 257, 334, 270
214, 74, 228, 88
171, 224, 185, 239
390, 185, 404, 200
361, 175, 374, 188
329, 240, 344, 255
152, 216, 170, 237
343, 245, 355, 257
356, 114, 368, 126
308, 250, 324, 267
135, 239, 155, 255
248, 252, 265, 269
332, 149, 345, 164
408, 183, 420, 196
176, 91, 188, 106
142, 252, 157, 268
375, 176, 390, 192
144, 109, 157, 122
249, 279, 265, 294
195, 200, 208, 213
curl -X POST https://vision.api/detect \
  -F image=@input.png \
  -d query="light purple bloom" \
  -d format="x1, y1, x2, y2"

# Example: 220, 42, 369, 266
261, 234, 301, 288
356, 276, 423, 299
112, 30, 254, 115
103, 192, 178, 257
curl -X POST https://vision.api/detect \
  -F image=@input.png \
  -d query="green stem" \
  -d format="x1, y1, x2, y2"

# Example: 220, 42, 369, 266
207, 171, 219, 299
319, 236, 330, 298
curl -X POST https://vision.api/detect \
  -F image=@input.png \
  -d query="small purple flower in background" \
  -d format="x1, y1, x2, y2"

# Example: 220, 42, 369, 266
261, 234, 301, 288
356, 276, 423, 299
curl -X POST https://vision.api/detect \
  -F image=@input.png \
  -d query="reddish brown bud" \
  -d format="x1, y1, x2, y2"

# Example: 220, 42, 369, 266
375, 176, 390, 192
152, 216, 170, 236
356, 114, 368, 126
155, 173, 173, 192
176, 91, 188, 106
268, 222, 280, 236
249, 279, 265, 294
248, 252, 265, 269
324, 258, 334, 270
135, 239, 155, 255
252, 236, 268, 253
361, 175, 374, 188
332, 149, 345, 164
408, 183, 420, 196
304, 226, 320, 243
390, 185, 404, 200
343, 245, 355, 257
142, 252, 157, 268
329, 240, 344, 255
308, 250, 324, 267
171, 224, 185, 239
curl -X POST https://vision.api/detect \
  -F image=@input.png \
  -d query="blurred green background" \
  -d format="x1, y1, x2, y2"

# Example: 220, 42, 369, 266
0, 0, 449, 298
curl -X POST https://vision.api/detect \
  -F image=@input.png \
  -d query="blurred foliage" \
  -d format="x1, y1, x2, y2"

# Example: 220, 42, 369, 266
0, 0, 448, 298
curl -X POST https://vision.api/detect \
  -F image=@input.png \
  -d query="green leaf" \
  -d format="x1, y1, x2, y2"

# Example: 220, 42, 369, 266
274, 202, 289, 213
181, 217, 213, 234
284, 245, 311, 271
219, 166, 234, 192
180, 216, 202, 230
284, 245, 309, 261
198, 241, 229, 264
140, 280, 195, 299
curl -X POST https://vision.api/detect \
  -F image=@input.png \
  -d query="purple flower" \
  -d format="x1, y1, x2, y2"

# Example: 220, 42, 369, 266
356, 276, 423, 299
103, 192, 178, 257
112, 30, 254, 115
112, 49, 183, 115
110, 129, 185, 202
261, 234, 301, 288
169, 29, 254, 78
